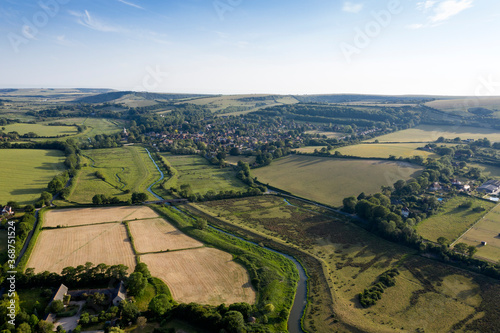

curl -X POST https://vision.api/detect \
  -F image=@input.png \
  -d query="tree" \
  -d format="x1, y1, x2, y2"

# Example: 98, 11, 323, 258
127, 272, 147, 297
137, 316, 147, 329
16, 323, 31, 333
49, 300, 64, 313
37, 320, 55, 333
119, 301, 139, 324
149, 294, 172, 317
109, 328, 125, 333
342, 197, 357, 214
454, 243, 468, 255
194, 218, 207, 230
467, 245, 478, 258
134, 263, 151, 279
223, 311, 245, 333
437, 237, 449, 247
131, 192, 148, 204
40, 192, 52, 206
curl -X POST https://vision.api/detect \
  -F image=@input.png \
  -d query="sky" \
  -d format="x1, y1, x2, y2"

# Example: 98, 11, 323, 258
0, 0, 499, 96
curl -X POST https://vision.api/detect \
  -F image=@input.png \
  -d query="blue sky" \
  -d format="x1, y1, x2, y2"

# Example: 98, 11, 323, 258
0, 0, 499, 95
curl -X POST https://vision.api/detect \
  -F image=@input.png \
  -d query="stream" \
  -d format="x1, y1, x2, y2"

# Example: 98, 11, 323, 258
144, 149, 307, 333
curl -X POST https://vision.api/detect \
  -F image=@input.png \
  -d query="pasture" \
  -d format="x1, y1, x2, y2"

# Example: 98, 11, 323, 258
366, 125, 500, 142
0, 149, 66, 205
141, 247, 256, 305
198, 196, 499, 333
0, 123, 78, 137
426, 97, 500, 118
468, 162, 500, 180
334, 143, 437, 159
161, 154, 247, 195
128, 218, 203, 253
415, 196, 496, 243
69, 146, 160, 203
304, 130, 344, 138
455, 203, 500, 262
252, 155, 422, 206
27, 223, 136, 274
43, 206, 158, 228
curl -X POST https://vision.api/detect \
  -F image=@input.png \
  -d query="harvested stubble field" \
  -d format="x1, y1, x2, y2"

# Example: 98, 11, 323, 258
198, 196, 500, 333
141, 247, 256, 306
43, 206, 158, 228
334, 143, 437, 159
27, 223, 136, 274
366, 124, 500, 143
0, 149, 66, 204
456, 203, 500, 262
252, 155, 422, 206
128, 218, 203, 253
415, 196, 496, 243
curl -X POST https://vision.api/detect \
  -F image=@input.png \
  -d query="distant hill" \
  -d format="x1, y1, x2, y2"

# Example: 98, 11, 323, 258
293, 94, 436, 104
73, 91, 213, 104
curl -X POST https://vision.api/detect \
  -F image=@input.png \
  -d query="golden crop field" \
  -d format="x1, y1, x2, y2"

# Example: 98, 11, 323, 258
43, 206, 158, 228
27, 223, 136, 274
366, 125, 500, 142
128, 218, 203, 253
455, 204, 500, 262
141, 248, 256, 305
334, 143, 437, 159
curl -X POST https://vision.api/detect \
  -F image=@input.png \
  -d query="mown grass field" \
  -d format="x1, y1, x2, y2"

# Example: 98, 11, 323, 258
0, 149, 66, 205
69, 146, 160, 203
41, 117, 124, 141
468, 162, 500, 180
366, 125, 500, 142
161, 154, 247, 195
197, 196, 500, 333
304, 130, 344, 138
456, 203, 500, 262
1, 123, 78, 137
252, 155, 422, 206
416, 196, 496, 243
334, 143, 437, 159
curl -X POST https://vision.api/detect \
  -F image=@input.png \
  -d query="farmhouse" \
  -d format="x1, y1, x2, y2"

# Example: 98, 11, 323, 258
112, 281, 127, 306
477, 179, 500, 195
1, 206, 13, 216
45, 284, 69, 323
429, 182, 442, 191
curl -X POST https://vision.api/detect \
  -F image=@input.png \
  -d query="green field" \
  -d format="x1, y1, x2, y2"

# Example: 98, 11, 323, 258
68, 146, 160, 203
456, 203, 500, 262
416, 196, 496, 243
252, 155, 422, 206
0, 149, 66, 205
1, 123, 78, 137
304, 130, 344, 138
366, 125, 500, 143
426, 97, 500, 118
468, 162, 500, 180
161, 154, 247, 195
196, 196, 499, 333
42, 117, 124, 141
334, 143, 437, 159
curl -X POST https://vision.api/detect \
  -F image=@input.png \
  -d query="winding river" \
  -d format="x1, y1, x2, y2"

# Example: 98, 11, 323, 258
144, 148, 307, 333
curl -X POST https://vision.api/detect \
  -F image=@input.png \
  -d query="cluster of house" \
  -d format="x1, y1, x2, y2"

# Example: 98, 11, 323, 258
429, 179, 471, 192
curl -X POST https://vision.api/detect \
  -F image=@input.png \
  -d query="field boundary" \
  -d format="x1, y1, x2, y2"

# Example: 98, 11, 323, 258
450, 203, 499, 248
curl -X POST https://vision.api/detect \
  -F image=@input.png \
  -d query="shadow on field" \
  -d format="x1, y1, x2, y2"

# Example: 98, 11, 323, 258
10, 187, 43, 195
35, 162, 63, 171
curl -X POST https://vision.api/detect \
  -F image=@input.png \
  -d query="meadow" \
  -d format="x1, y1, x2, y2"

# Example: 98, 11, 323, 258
69, 146, 160, 203
0, 149, 66, 205
426, 97, 500, 118
366, 124, 500, 142
1, 123, 78, 137
468, 162, 500, 180
40, 117, 124, 142
304, 130, 344, 138
197, 196, 500, 333
415, 196, 496, 243
455, 203, 500, 262
161, 154, 247, 195
252, 155, 422, 206
333, 143, 437, 159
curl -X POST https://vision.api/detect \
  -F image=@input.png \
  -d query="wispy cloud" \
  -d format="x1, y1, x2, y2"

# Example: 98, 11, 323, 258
342, 2, 364, 14
68, 10, 124, 32
429, 0, 474, 23
410, 0, 474, 29
117, 0, 144, 10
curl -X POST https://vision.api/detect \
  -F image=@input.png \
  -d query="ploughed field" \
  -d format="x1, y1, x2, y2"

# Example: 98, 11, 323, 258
26, 206, 255, 306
